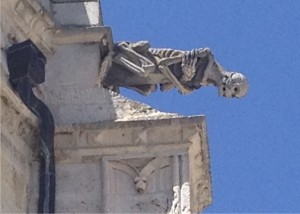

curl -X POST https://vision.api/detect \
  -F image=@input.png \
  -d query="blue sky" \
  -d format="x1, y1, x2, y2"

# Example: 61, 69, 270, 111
102, 0, 300, 212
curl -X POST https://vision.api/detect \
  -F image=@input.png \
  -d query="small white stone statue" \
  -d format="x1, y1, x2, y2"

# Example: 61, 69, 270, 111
99, 40, 248, 97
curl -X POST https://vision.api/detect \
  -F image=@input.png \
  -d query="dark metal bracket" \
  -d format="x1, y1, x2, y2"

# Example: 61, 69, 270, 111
7, 40, 56, 214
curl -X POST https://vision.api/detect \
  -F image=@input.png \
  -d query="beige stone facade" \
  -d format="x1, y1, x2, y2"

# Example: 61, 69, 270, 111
1, 73, 39, 213
53, 116, 211, 213
1, 0, 212, 213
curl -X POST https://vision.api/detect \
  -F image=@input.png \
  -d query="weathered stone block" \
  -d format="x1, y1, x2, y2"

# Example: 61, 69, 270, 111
1, 82, 39, 213
146, 125, 182, 144
56, 163, 102, 213
41, 44, 116, 124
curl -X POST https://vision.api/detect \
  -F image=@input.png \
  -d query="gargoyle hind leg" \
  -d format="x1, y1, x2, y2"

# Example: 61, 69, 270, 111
158, 56, 189, 94
158, 47, 211, 67
159, 66, 191, 94
157, 56, 191, 94
157, 48, 211, 94
180, 48, 212, 82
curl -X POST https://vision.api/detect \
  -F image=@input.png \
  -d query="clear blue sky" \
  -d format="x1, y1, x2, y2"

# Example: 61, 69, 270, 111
102, 0, 300, 212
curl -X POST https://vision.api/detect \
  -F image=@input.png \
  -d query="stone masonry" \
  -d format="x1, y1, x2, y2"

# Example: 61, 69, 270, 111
1, 0, 212, 213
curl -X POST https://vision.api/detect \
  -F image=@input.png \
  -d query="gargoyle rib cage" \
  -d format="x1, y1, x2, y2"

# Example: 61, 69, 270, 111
7, 40, 55, 214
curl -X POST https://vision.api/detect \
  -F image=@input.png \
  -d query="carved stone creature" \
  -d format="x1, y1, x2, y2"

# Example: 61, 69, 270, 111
99, 41, 248, 97
110, 157, 170, 194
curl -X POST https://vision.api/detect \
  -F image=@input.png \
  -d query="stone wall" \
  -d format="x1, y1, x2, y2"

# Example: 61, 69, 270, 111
1, 1, 212, 213
1, 3, 39, 212
1, 76, 39, 213
41, 43, 116, 124
37, 0, 116, 125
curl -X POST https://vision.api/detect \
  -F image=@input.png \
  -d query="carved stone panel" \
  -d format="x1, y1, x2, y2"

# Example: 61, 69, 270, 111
102, 154, 190, 214
54, 117, 212, 213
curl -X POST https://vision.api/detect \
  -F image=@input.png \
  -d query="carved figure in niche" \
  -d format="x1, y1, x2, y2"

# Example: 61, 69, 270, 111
99, 40, 248, 97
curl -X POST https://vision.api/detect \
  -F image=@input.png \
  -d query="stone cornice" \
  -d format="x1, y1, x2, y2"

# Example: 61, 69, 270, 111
1, 0, 111, 56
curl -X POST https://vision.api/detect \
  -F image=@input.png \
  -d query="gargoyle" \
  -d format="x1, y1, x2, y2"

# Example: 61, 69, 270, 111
99, 40, 248, 97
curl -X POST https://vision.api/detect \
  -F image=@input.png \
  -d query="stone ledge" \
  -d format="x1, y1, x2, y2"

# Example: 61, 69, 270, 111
56, 115, 203, 132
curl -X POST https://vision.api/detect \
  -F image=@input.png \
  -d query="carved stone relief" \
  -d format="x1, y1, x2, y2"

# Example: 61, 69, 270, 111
102, 154, 190, 214
100, 41, 248, 97
52, 115, 211, 213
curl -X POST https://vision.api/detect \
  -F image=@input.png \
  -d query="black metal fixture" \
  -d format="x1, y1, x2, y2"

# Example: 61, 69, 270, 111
7, 40, 56, 214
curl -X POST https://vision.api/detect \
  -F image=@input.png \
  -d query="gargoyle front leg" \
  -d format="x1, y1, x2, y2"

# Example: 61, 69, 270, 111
180, 50, 197, 83
180, 48, 211, 83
